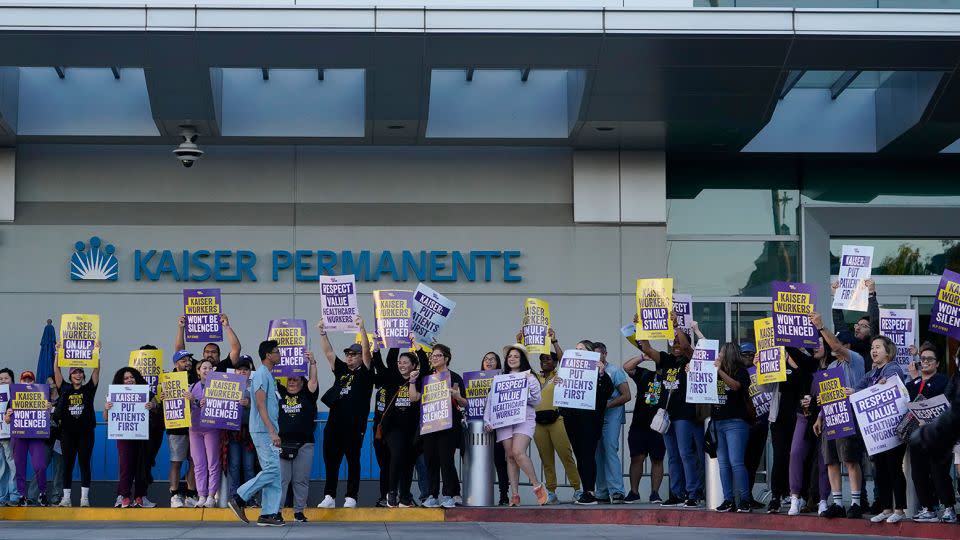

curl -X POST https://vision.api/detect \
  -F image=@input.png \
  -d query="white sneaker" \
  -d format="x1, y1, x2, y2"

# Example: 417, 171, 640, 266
140, 496, 157, 509
343, 497, 357, 508
58, 497, 72, 507
184, 496, 199, 508
196, 496, 207, 508
886, 511, 906, 524
914, 508, 938, 522
80, 498, 90, 508
317, 495, 335, 509
203, 495, 217, 508
452, 495, 462, 506
817, 500, 828, 515
941, 507, 957, 523
422, 496, 440, 508
870, 510, 894, 523
788, 497, 801, 516
170, 494, 184, 508
114, 495, 123, 508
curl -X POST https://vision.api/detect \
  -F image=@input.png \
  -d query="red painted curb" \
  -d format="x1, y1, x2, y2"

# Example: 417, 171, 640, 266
444, 507, 958, 539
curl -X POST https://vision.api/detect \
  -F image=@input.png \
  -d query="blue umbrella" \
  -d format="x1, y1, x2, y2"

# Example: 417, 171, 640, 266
36, 319, 56, 384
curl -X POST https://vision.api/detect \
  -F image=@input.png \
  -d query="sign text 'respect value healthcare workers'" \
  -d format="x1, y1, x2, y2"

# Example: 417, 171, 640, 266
131, 249, 522, 283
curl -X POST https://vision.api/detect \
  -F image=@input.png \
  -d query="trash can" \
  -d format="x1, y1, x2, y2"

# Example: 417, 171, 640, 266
462, 419, 494, 506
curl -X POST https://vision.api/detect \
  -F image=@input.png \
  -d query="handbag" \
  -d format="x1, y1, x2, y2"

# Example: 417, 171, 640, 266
650, 385, 673, 435
535, 409, 560, 425
320, 380, 343, 409
280, 442, 303, 461
375, 387, 402, 442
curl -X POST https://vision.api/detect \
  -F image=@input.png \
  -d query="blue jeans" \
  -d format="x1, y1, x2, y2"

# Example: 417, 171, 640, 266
715, 418, 750, 503
0, 440, 18, 503
663, 423, 686, 499
674, 419, 705, 500
228, 439, 257, 500
238, 431, 281, 516
594, 408, 625, 498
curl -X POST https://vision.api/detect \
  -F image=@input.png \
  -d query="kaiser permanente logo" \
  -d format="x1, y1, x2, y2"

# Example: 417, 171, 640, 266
70, 236, 119, 281
68, 236, 522, 283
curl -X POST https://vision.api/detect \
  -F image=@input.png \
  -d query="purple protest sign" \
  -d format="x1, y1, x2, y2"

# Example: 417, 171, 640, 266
10, 384, 50, 439
811, 367, 855, 441
320, 275, 359, 332
772, 281, 818, 348
374, 290, 414, 349
420, 372, 453, 435
929, 269, 960, 340
198, 372, 245, 431
850, 378, 909, 456
746, 367, 772, 421
183, 288, 222, 342
267, 319, 308, 378
462, 370, 497, 421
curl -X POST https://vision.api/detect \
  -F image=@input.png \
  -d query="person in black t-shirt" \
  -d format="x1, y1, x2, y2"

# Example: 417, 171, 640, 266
52, 341, 100, 507
316, 317, 372, 509
278, 351, 319, 523
623, 353, 665, 504
174, 313, 243, 372
709, 342, 753, 513
381, 351, 423, 508
371, 341, 400, 508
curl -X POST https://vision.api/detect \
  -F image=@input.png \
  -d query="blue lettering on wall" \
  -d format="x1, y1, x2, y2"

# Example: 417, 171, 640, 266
130, 249, 521, 282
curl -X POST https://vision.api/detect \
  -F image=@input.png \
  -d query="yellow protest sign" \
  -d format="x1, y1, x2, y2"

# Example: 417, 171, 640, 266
129, 349, 163, 392
521, 298, 551, 355
635, 279, 673, 341
160, 371, 191, 430
57, 314, 100, 368
754, 317, 787, 384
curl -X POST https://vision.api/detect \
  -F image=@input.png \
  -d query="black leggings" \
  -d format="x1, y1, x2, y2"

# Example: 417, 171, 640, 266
62, 429, 95, 489
422, 428, 460, 498
872, 445, 907, 510
744, 421, 768, 497
494, 441, 508, 498
769, 414, 797, 499
323, 420, 365, 499
910, 447, 955, 510
373, 419, 390, 499
564, 412, 602, 493
384, 428, 416, 498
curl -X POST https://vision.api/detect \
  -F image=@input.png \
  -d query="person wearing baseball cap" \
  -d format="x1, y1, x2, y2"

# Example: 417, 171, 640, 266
53, 341, 100, 508
174, 313, 243, 372
166, 349, 199, 508
4, 371, 50, 505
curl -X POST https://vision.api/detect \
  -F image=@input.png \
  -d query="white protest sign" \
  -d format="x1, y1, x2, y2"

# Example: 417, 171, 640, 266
553, 349, 600, 410
879, 308, 917, 375
906, 394, 950, 426
410, 283, 456, 344
832, 245, 874, 312
673, 294, 693, 329
320, 275, 359, 332
488, 372, 529, 429
686, 339, 719, 404
850, 378, 909, 456
107, 384, 150, 440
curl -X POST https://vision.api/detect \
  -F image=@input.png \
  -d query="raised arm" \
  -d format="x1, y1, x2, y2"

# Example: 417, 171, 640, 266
358, 317, 371, 369
810, 312, 849, 361
866, 279, 879, 336
549, 328, 563, 358
623, 355, 643, 376
175, 315, 186, 352
316, 319, 337, 370
91, 341, 101, 386
673, 322, 694, 359
307, 351, 319, 393
53, 344, 64, 388
221, 314, 241, 365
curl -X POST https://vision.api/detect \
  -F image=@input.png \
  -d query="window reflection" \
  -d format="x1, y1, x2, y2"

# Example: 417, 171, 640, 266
667, 189, 798, 235
668, 241, 799, 296
829, 239, 960, 276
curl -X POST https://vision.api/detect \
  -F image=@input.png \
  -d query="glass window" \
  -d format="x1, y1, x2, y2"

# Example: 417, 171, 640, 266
692, 302, 726, 344
667, 189, 799, 235
801, 159, 960, 206
829, 239, 960, 276
668, 240, 799, 297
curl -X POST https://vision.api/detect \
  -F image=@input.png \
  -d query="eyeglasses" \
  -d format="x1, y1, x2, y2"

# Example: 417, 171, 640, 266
919, 356, 938, 363
430, 353, 446, 359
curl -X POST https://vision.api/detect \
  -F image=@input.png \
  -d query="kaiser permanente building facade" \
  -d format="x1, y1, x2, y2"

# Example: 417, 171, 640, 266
3, 0, 960, 482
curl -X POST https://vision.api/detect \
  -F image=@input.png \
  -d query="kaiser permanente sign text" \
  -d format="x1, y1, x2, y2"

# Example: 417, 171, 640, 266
132, 249, 522, 283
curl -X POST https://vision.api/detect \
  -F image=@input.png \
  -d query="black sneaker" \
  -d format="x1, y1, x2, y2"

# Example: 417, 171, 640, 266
498, 494, 509, 506
749, 499, 764, 510
823, 504, 846, 519
737, 501, 753, 513
767, 498, 781, 514
868, 500, 881, 515
574, 492, 599, 505
649, 492, 662, 504
660, 496, 685, 507
228, 494, 249, 524
682, 499, 701, 508
715, 500, 735, 513
256, 514, 286, 527
375, 497, 388, 508
386, 492, 399, 508
847, 503, 863, 519
610, 493, 625, 505
18, 498, 30, 507
294, 512, 308, 523
37, 494, 49, 507
623, 491, 641, 504
398, 495, 414, 508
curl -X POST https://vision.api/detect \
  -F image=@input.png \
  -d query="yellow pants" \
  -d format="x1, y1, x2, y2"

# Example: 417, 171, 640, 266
533, 416, 582, 492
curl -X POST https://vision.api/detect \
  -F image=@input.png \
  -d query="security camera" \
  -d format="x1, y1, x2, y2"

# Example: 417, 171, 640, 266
172, 126, 203, 168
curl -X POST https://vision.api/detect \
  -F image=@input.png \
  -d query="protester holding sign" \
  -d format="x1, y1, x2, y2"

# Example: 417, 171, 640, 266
53, 341, 100, 508
904, 343, 956, 523
711, 342, 753, 513
5, 373, 51, 506
410, 343, 466, 509
278, 351, 319, 523
830, 279, 879, 371
380, 351, 424, 508
0, 368, 17, 506
163, 351, 198, 508
483, 344, 546, 506
371, 343, 400, 508
316, 317, 373, 509
188, 358, 223, 507
623, 353, 665, 505
474, 352, 510, 506
175, 312, 242, 372
104, 367, 156, 508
